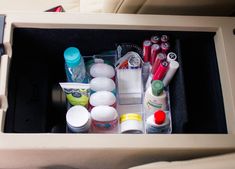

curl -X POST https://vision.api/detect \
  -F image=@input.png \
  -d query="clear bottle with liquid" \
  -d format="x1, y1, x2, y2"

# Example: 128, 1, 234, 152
64, 47, 86, 83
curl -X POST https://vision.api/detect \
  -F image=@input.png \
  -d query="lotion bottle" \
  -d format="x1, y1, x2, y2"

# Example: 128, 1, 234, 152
144, 80, 167, 117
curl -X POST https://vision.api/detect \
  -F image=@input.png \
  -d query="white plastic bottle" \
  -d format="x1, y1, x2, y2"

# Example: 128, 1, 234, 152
146, 110, 171, 134
144, 80, 167, 117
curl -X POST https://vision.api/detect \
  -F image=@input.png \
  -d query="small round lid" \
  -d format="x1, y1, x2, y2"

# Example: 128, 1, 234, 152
66, 105, 90, 128
154, 110, 166, 125
91, 106, 118, 121
90, 91, 116, 106
151, 80, 164, 96
64, 47, 81, 67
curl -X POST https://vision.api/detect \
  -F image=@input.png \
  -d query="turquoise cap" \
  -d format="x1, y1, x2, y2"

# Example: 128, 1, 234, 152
64, 47, 81, 67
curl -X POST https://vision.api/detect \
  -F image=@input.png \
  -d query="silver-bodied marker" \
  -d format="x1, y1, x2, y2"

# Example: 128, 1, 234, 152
162, 60, 179, 87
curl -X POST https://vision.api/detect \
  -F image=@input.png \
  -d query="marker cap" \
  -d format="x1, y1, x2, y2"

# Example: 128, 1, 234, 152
151, 80, 164, 96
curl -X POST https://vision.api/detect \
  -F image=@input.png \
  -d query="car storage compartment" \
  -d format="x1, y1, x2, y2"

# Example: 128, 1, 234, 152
4, 28, 227, 134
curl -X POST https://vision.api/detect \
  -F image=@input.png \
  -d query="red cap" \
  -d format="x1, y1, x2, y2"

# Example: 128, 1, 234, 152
154, 110, 166, 125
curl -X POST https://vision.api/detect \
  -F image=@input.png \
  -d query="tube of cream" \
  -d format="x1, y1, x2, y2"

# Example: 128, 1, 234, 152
60, 83, 90, 107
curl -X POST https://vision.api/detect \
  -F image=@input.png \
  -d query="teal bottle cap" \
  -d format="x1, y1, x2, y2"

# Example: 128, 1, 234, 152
151, 80, 164, 96
64, 47, 81, 67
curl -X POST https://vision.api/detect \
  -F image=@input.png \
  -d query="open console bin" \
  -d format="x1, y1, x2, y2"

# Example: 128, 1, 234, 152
4, 28, 227, 134
1, 13, 235, 169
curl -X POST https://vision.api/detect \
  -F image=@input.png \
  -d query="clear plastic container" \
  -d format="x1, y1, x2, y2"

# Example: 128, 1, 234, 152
64, 47, 86, 83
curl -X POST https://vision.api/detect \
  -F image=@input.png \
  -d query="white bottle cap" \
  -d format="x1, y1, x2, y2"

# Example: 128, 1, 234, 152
167, 52, 177, 63
66, 106, 90, 132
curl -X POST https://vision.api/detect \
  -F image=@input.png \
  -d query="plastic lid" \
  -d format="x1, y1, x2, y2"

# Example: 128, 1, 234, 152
154, 110, 166, 125
91, 106, 118, 121
89, 91, 116, 106
64, 47, 81, 67
66, 105, 90, 128
151, 80, 164, 96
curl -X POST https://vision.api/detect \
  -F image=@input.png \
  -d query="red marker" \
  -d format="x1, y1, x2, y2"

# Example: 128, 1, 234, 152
151, 53, 166, 74
161, 42, 170, 54
143, 40, 152, 62
150, 44, 161, 65
153, 61, 169, 80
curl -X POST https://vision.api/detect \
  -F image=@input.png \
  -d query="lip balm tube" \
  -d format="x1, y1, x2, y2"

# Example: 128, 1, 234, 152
151, 53, 166, 75
153, 61, 169, 81
161, 35, 169, 43
167, 52, 177, 62
161, 42, 170, 54
162, 60, 179, 87
151, 35, 161, 44
150, 44, 161, 65
143, 40, 152, 62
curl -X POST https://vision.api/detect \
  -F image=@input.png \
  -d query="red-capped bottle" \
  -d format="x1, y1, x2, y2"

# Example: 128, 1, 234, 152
146, 110, 171, 134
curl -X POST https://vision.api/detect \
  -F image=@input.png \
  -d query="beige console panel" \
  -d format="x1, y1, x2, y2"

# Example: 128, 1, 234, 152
0, 13, 235, 169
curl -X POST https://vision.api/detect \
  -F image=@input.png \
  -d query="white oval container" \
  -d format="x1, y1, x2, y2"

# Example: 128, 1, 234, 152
90, 77, 116, 93
89, 91, 116, 107
66, 105, 91, 133
91, 106, 118, 132
90, 63, 115, 78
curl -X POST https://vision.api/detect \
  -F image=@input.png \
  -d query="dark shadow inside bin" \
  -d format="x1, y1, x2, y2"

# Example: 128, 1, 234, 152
4, 28, 227, 133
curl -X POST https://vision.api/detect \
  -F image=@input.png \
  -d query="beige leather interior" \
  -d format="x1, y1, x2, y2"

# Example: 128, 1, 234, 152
129, 153, 235, 169
103, 0, 235, 16
0, 0, 235, 16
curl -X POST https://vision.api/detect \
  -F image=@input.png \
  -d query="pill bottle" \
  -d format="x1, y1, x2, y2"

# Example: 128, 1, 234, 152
120, 113, 143, 134
146, 110, 171, 134
91, 106, 118, 133
144, 80, 167, 116
66, 105, 91, 133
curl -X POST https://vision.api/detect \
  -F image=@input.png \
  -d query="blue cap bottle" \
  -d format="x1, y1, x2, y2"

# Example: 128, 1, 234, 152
64, 47, 81, 67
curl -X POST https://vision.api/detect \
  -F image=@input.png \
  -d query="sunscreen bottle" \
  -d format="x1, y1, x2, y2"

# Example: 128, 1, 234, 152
144, 80, 167, 116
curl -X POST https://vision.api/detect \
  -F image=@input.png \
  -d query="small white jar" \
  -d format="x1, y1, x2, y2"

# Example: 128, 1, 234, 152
120, 113, 143, 134
66, 105, 91, 133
